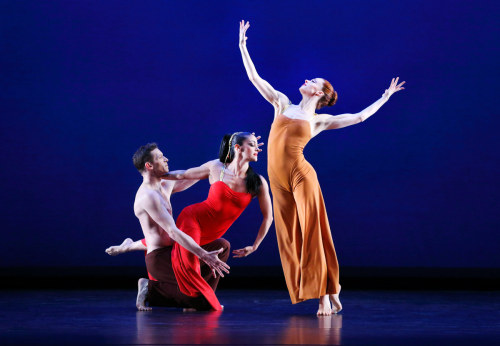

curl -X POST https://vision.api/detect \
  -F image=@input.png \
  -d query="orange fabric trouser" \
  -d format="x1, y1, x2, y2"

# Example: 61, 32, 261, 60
270, 173, 340, 304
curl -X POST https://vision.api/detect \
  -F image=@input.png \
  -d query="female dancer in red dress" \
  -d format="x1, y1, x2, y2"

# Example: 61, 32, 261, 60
107, 132, 273, 310
239, 20, 405, 315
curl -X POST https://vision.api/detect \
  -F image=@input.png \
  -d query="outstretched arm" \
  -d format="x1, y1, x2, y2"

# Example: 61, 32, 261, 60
143, 192, 230, 277
233, 176, 273, 258
163, 161, 212, 181
311, 78, 406, 136
171, 179, 200, 194
239, 20, 289, 112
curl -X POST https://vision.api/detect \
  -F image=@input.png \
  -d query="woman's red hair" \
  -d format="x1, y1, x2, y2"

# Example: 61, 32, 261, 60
317, 79, 338, 109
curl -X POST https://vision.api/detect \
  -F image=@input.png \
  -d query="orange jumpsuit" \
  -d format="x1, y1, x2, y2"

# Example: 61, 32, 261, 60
268, 111, 340, 304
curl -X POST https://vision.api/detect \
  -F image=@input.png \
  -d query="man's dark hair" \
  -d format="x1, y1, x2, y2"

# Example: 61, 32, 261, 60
132, 143, 158, 172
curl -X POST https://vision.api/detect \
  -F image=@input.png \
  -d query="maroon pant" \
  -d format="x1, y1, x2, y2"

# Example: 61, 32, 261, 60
145, 238, 230, 310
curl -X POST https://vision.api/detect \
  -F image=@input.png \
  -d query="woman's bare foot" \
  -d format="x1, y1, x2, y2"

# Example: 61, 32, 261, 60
317, 295, 332, 316
136, 278, 151, 311
105, 238, 133, 256
329, 285, 342, 314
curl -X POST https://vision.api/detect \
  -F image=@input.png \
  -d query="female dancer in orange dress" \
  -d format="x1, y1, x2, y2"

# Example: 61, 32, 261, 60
239, 20, 405, 315
107, 132, 273, 310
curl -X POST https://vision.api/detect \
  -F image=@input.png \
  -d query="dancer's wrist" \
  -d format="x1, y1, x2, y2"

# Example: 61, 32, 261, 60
198, 249, 208, 260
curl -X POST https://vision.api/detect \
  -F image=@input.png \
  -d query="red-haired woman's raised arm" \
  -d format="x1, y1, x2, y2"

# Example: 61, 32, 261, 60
239, 20, 289, 115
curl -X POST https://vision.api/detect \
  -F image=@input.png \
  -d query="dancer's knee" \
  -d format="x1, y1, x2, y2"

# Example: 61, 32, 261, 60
202, 238, 230, 261
214, 238, 230, 261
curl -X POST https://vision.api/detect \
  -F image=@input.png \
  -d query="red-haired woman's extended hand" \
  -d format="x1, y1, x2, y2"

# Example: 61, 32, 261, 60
239, 20, 250, 47
382, 77, 406, 100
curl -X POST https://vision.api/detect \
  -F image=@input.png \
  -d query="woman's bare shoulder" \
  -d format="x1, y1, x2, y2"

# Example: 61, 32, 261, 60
202, 159, 222, 168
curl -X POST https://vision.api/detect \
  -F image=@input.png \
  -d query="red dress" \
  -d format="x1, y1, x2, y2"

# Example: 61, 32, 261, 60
143, 180, 252, 310
172, 181, 252, 310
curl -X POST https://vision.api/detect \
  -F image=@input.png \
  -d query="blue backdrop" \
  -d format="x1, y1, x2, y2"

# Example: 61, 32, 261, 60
1, 1, 498, 270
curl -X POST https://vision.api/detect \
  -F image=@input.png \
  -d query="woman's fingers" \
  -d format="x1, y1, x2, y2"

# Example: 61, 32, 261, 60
241, 21, 250, 33
385, 78, 406, 95
232, 249, 246, 258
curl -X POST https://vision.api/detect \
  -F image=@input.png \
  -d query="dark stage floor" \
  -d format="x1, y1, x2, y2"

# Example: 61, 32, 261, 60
1, 289, 498, 345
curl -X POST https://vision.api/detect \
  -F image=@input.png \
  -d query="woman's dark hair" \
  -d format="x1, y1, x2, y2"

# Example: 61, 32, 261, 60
132, 142, 158, 172
219, 132, 262, 196
316, 79, 338, 109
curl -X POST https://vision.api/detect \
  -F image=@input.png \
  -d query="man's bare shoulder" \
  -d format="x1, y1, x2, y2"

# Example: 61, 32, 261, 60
134, 186, 158, 212
136, 185, 155, 198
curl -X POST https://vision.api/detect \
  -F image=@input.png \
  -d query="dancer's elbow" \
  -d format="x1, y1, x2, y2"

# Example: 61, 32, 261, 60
163, 226, 178, 240
264, 216, 273, 227
249, 76, 259, 84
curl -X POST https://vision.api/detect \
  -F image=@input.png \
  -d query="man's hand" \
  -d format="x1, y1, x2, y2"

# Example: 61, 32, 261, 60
232, 246, 256, 258
200, 248, 230, 278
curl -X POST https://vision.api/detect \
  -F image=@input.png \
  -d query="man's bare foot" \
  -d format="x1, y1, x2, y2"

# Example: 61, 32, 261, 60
105, 238, 133, 256
317, 295, 332, 316
329, 285, 342, 314
136, 278, 151, 311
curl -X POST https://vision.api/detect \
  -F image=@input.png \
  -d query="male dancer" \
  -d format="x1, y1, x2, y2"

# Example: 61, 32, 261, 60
127, 143, 230, 311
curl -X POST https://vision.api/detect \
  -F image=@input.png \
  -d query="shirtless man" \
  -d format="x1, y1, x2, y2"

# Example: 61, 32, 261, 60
127, 142, 230, 311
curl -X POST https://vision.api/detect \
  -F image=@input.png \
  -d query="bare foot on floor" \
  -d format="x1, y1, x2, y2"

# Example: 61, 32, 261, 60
136, 278, 151, 311
105, 238, 133, 256
329, 285, 342, 314
317, 295, 332, 316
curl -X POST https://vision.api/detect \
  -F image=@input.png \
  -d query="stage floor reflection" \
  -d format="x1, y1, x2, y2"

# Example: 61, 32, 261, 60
0, 289, 498, 345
